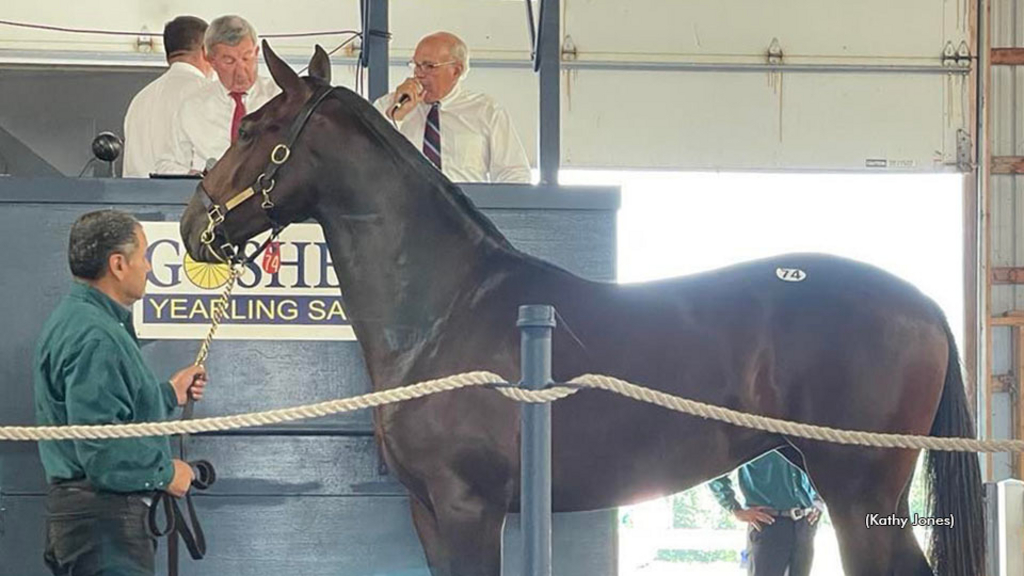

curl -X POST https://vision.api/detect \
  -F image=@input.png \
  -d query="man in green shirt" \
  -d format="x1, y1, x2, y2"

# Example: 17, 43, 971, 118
34, 209, 208, 576
709, 450, 823, 576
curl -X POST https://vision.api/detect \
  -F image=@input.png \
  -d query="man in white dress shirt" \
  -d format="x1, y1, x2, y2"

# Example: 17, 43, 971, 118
374, 31, 531, 184
122, 16, 212, 178
156, 15, 280, 174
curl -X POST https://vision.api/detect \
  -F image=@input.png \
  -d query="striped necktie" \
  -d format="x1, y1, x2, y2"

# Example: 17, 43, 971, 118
423, 102, 441, 170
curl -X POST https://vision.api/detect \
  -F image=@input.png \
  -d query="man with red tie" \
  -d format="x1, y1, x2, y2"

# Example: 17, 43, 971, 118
156, 15, 280, 174
374, 32, 531, 184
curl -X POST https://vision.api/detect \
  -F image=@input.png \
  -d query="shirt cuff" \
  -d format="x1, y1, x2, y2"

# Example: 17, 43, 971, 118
150, 458, 175, 491
162, 380, 180, 410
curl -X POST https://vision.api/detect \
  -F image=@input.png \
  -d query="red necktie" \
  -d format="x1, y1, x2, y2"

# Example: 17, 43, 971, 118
229, 92, 247, 143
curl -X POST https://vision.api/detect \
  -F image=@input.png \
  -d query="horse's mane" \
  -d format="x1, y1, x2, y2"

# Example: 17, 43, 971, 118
323, 84, 520, 254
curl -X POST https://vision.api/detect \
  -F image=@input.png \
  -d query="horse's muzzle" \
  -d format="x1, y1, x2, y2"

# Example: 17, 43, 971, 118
180, 186, 220, 263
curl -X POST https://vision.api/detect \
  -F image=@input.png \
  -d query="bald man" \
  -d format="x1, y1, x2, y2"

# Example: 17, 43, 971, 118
374, 31, 531, 183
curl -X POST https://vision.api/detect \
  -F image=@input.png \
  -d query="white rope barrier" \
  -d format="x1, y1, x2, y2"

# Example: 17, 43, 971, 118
5, 369, 1024, 453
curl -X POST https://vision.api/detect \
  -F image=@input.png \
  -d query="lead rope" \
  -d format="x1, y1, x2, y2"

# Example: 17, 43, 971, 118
192, 264, 245, 369
153, 263, 244, 576
181, 262, 243, 454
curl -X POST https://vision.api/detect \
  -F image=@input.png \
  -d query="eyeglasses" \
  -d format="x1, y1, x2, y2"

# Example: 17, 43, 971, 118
407, 60, 458, 73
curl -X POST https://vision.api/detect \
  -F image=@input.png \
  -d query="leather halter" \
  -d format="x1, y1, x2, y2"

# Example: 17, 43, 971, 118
197, 84, 335, 265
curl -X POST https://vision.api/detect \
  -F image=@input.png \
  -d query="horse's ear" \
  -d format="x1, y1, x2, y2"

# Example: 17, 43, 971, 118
263, 39, 302, 95
308, 45, 331, 84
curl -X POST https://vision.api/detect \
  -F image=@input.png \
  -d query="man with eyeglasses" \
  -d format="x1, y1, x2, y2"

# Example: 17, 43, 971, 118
155, 15, 280, 174
374, 31, 531, 183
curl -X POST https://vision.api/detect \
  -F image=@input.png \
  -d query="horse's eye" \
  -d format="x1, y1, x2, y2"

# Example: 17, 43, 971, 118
237, 127, 250, 140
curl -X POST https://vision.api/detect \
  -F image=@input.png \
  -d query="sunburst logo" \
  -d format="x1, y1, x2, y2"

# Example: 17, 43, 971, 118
183, 253, 233, 290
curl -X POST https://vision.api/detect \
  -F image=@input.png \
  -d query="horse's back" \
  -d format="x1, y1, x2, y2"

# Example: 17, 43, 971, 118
609, 252, 947, 343
618, 252, 951, 397
626, 252, 937, 313
542, 253, 950, 510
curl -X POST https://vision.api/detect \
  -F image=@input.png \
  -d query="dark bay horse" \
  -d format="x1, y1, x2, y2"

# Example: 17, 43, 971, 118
179, 43, 983, 576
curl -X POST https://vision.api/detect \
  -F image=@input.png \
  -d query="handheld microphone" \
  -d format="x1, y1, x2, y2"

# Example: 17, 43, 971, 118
390, 93, 412, 118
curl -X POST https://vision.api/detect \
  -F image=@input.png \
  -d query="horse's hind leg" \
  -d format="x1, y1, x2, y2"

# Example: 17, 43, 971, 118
793, 443, 932, 576
410, 495, 451, 576
891, 472, 933, 574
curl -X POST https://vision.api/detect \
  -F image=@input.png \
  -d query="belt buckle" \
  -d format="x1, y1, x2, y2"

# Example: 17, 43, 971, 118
789, 507, 805, 520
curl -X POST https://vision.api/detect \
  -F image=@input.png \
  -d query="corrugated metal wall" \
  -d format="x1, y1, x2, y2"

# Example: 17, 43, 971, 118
0, 0, 972, 172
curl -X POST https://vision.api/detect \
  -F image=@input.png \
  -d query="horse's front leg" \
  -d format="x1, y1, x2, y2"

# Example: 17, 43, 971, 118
428, 477, 509, 576
409, 494, 452, 576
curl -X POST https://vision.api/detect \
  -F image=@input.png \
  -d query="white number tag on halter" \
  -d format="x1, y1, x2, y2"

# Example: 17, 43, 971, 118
776, 267, 807, 282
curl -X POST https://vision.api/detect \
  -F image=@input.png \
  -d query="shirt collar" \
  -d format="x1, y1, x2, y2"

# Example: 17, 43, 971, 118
168, 61, 207, 79
435, 82, 463, 108
69, 281, 132, 325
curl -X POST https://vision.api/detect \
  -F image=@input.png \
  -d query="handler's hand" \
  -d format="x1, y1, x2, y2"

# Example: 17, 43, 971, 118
734, 506, 776, 531
807, 508, 821, 525
166, 459, 194, 498
169, 365, 207, 406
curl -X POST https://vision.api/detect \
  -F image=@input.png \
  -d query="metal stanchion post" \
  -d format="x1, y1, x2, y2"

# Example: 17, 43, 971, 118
517, 304, 554, 576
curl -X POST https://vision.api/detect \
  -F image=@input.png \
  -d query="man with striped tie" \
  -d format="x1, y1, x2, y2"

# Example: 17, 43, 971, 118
375, 31, 531, 184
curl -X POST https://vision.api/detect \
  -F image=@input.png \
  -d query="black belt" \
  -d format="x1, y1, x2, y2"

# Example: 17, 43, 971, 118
146, 460, 216, 575
762, 506, 815, 520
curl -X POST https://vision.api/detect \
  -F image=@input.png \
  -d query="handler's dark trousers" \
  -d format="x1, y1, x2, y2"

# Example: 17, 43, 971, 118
43, 481, 156, 576
747, 517, 817, 576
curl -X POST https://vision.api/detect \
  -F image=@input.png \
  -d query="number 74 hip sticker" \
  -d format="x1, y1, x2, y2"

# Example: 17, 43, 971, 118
776, 267, 807, 283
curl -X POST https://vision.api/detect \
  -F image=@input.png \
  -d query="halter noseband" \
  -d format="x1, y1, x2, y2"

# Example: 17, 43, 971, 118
198, 85, 335, 265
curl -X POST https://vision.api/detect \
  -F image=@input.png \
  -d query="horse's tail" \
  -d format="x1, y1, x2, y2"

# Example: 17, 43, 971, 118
925, 321, 984, 576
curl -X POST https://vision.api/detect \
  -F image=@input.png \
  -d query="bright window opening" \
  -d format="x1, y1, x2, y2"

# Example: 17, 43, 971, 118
561, 170, 965, 576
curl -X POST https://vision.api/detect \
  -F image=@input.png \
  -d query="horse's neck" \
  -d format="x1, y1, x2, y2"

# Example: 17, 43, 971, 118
315, 180, 513, 386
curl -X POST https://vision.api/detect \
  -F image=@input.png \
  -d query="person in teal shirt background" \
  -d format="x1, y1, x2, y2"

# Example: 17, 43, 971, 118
709, 450, 823, 576
34, 209, 208, 576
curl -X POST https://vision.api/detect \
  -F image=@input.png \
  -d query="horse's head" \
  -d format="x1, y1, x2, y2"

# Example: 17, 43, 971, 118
180, 41, 335, 264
